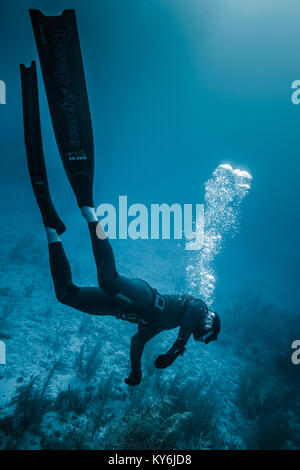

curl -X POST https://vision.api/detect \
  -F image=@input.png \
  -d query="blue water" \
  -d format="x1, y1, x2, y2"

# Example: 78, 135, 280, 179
0, 0, 299, 450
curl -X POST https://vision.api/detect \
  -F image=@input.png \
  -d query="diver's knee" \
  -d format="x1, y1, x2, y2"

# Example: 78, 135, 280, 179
55, 283, 79, 304
55, 290, 67, 304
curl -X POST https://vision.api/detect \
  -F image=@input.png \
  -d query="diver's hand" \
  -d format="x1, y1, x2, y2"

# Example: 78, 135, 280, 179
124, 369, 142, 386
154, 352, 177, 369
155, 341, 186, 369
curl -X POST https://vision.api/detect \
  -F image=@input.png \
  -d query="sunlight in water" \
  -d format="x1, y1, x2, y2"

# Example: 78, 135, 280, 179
186, 163, 252, 306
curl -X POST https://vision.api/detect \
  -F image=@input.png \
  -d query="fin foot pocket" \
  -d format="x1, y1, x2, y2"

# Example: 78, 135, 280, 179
71, 172, 94, 207
41, 202, 66, 235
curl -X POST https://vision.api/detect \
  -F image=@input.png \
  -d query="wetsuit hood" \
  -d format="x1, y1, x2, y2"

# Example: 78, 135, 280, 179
193, 310, 221, 343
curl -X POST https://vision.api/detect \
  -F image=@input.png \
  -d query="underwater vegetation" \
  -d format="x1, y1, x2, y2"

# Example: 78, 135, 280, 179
0, 288, 299, 450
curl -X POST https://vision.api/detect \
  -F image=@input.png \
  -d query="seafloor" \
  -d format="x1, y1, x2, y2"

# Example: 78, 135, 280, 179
0, 201, 299, 450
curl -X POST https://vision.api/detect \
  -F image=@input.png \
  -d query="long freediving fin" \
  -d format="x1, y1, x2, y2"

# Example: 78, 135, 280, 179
29, 9, 94, 208
20, 60, 66, 235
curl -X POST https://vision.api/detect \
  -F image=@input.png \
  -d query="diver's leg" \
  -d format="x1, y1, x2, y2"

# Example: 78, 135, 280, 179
47, 232, 118, 316
81, 208, 153, 309
47, 234, 78, 303
88, 221, 118, 286
20, 61, 65, 234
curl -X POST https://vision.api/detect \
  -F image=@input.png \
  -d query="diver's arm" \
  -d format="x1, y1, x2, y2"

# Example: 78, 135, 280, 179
154, 305, 197, 369
125, 327, 158, 386
175, 303, 200, 348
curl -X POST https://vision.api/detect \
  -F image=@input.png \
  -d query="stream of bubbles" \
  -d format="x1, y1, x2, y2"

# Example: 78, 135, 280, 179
186, 163, 252, 306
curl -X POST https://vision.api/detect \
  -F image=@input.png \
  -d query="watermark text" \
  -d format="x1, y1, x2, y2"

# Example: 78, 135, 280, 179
96, 196, 204, 250
291, 340, 300, 365
0, 80, 6, 104
0, 340, 6, 365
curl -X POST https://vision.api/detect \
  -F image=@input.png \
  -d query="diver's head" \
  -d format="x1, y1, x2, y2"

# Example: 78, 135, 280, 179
193, 310, 221, 344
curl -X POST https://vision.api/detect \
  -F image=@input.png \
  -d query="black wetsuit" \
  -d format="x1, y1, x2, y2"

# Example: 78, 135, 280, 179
50, 221, 208, 372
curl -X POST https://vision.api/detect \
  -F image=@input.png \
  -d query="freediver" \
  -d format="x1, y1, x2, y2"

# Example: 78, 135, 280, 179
20, 11, 221, 387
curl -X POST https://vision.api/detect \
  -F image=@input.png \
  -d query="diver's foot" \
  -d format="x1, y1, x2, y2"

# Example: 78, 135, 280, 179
124, 369, 142, 386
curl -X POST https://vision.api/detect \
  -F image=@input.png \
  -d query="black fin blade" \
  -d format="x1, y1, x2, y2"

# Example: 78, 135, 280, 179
20, 61, 66, 234
30, 9, 94, 207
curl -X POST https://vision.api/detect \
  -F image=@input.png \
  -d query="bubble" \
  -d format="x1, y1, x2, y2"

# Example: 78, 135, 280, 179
233, 168, 252, 179
218, 163, 233, 171
186, 163, 252, 306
